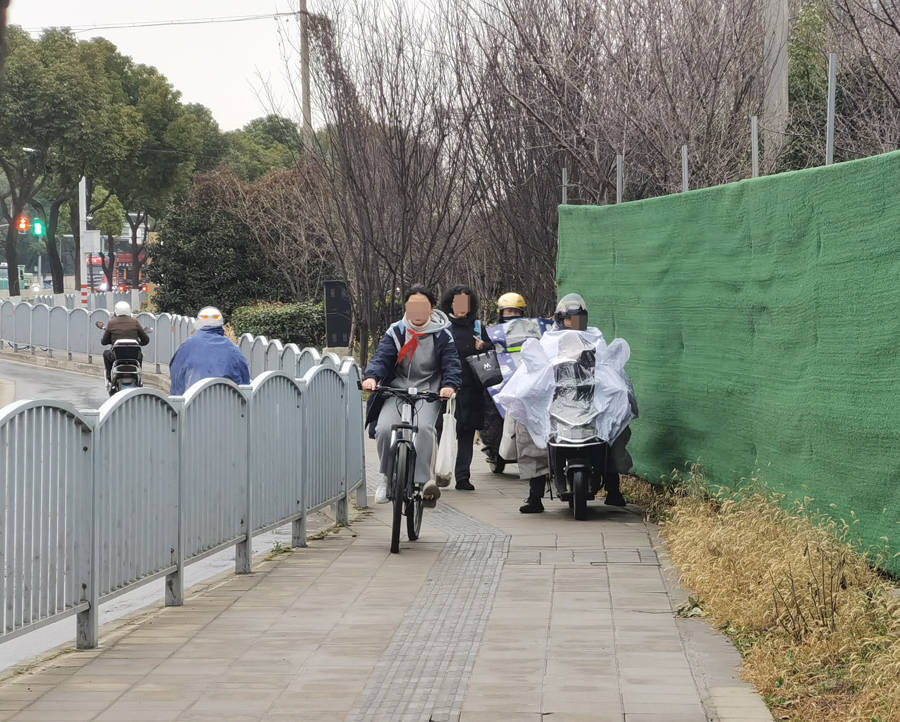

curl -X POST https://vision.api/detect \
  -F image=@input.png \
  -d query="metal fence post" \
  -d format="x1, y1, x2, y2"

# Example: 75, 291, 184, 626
76, 411, 99, 649
293, 379, 308, 548
561, 166, 568, 205
235, 386, 253, 574
166, 398, 185, 606
681, 145, 689, 192
335, 379, 350, 526
826, 53, 837, 166
616, 154, 624, 204
751, 116, 760, 178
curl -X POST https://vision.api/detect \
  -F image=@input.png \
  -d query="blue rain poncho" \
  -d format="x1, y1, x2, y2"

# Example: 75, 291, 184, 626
169, 326, 250, 395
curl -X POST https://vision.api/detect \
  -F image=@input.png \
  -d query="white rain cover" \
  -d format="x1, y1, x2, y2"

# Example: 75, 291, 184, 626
495, 328, 636, 449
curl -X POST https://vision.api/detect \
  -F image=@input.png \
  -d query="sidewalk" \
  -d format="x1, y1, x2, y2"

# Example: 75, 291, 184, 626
0, 441, 772, 722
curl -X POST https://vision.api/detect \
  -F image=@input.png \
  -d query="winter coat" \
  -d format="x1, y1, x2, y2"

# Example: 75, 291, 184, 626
363, 310, 463, 435
447, 314, 493, 429
101, 316, 149, 347
169, 326, 251, 395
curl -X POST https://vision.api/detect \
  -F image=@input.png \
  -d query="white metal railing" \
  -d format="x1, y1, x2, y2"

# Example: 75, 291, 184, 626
27, 291, 148, 312
0, 299, 332, 381
0, 362, 366, 649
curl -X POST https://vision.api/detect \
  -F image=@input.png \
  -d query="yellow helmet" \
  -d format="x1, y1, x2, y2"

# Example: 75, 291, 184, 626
496, 292, 526, 312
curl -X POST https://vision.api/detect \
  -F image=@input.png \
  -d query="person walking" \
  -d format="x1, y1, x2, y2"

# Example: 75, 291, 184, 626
439, 285, 494, 491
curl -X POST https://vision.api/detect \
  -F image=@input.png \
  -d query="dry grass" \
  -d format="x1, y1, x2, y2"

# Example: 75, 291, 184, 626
223, 323, 239, 345
623, 468, 900, 722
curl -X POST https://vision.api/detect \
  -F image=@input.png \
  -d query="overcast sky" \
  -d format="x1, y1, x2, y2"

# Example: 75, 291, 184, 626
8, 1, 301, 131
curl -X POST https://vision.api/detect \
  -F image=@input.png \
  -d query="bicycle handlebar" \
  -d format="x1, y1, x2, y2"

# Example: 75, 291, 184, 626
357, 382, 443, 404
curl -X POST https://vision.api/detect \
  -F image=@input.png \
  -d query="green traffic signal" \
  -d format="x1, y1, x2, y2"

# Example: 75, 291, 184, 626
32, 219, 45, 236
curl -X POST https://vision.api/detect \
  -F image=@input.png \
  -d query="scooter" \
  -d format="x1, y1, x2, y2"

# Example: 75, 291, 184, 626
546, 334, 608, 520
95, 321, 151, 396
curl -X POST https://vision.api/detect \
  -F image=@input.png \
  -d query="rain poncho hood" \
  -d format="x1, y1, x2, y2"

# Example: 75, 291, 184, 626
169, 326, 251, 395
495, 327, 637, 449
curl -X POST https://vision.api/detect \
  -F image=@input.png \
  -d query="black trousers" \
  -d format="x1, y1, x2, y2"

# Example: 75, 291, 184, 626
455, 425, 477, 484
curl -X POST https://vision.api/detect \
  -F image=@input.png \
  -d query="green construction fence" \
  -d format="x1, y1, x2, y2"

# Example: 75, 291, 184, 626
557, 150, 900, 575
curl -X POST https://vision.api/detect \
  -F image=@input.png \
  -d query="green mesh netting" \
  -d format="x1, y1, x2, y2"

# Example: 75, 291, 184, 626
558, 150, 900, 574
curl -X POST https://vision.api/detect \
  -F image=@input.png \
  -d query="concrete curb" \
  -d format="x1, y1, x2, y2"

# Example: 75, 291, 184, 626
651, 526, 774, 721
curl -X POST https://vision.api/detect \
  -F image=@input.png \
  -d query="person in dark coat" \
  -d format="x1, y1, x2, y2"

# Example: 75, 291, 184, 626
439, 285, 494, 490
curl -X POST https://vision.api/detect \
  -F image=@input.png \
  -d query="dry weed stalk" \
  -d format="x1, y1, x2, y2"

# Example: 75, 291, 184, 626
632, 467, 900, 721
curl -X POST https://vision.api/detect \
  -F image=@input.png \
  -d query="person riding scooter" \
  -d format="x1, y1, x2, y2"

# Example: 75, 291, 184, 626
480, 292, 553, 473
101, 301, 150, 385
169, 306, 250, 395
496, 293, 636, 512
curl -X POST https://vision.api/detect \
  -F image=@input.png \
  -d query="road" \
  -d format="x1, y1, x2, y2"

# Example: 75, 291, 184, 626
0, 360, 328, 675
0, 358, 110, 409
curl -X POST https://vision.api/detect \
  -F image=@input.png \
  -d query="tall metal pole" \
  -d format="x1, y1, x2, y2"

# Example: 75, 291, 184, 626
561, 166, 568, 205
751, 116, 760, 178
616, 154, 624, 204
300, 0, 312, 143
681, 145, 689, 192
826, 53, 837, 166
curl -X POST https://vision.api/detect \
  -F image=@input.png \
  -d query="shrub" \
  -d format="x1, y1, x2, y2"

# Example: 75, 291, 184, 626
231, 301, 325, 348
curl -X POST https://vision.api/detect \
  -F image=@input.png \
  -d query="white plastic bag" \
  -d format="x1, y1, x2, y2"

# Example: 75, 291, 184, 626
434, 396, 457, 487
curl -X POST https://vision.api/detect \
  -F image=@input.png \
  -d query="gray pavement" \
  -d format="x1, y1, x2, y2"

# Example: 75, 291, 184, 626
0, 357, 110, 408
0, 436, 773, 722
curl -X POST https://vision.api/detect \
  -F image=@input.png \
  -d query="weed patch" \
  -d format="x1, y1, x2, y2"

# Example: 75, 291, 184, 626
624, 467, 900, 722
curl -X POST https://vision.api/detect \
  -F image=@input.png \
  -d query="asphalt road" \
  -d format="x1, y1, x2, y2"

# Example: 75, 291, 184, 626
0, 358, 110, 409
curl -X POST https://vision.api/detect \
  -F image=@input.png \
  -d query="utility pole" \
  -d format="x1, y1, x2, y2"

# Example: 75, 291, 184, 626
762, 0, 789, 168
300, 0, 312, 144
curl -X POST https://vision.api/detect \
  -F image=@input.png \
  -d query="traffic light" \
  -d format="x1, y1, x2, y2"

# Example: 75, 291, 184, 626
16, 216, 29, 233
32, 219, 45, 237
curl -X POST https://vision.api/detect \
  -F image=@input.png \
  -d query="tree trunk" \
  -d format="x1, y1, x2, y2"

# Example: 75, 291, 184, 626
45, 199, 66, 293
69, 201, 81, 289
100, 236, 116, 289
126, 213, 145, 289
4, 221, 19, 297
0, 0, 10, 90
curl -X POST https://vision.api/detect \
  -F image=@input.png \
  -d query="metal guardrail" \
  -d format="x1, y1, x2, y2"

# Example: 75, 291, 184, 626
0, 300, 332, 381
0, 299, 195, 371
0, 299, 367, 650
0, 363, 366, 649
27, 291, 149, 312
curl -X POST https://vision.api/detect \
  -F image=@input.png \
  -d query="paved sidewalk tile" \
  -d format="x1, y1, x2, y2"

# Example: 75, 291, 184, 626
0, 439, 771, 721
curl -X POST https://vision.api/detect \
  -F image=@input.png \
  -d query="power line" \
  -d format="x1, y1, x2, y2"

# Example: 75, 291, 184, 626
26, 11, 301, 35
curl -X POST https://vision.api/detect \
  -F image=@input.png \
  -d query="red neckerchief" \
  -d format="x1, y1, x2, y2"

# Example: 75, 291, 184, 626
397, 329, 427, 365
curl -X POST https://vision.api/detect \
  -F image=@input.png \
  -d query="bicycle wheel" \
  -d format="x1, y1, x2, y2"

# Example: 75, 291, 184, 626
406, 485, 423, 542
572, 469, 588, 521
390, 445, 406, 553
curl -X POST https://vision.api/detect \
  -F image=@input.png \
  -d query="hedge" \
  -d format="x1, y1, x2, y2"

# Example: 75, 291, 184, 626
230, 301, 325, 348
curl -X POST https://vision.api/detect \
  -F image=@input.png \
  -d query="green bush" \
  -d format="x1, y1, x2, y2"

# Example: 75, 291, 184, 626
231, 301, 325, 348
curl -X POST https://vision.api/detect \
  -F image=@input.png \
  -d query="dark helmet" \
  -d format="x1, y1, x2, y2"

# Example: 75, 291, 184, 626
554, 293, 588, 326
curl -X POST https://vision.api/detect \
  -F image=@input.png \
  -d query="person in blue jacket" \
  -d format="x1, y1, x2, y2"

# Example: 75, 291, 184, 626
362, 285, 462, 507
170, 306, 250, 395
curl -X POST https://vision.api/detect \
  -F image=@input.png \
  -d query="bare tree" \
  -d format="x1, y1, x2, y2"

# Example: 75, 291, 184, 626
228, 162, 335, 300
293, 0, 482, 362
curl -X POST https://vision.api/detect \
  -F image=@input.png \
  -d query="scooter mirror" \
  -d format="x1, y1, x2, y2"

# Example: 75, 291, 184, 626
95, 321, 105, 329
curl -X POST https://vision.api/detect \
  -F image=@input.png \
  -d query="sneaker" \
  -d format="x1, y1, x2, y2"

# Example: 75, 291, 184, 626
436, 473, 452, 488
455, 480, 475, 491
605, 489, 627, 507
422, 479, 441, 508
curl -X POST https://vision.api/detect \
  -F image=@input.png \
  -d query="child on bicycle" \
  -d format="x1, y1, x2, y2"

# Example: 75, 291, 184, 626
362, 285, 462, 506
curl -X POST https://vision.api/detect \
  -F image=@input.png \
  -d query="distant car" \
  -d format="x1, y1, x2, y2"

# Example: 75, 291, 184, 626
43, 279, 53, 289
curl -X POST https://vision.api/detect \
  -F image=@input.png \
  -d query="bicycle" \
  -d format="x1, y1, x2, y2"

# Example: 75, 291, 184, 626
364, 384, 442, 553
